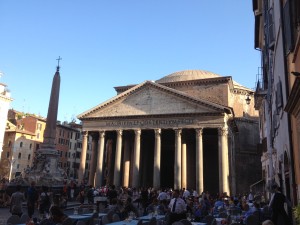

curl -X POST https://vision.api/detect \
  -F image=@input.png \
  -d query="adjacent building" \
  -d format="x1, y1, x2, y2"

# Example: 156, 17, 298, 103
0, 109, 93, 181
253, 0, 300, 205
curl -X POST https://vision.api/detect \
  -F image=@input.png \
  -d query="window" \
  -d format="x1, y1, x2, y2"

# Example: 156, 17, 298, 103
28, 154, 31, 160
30, 143, 32, 149
37, 123, 42, 131
65, 152, 67, 157
37, 133, 40, 139
17, 164, 20, 169
6, 152, 9, 158
8, 141, 11, 147
283, 0, 294, 53
18, 153, 21, 159
20, 142, 23, 148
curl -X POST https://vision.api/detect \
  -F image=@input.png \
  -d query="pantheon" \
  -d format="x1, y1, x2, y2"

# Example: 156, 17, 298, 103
77, 70, 260, 196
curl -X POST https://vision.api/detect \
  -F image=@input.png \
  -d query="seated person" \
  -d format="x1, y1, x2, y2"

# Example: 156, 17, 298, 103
213, 197, 224, 215
121, 197, 138, 219
146, 198, 159, 214
48, 205, 73, 225
194, 199, 208, 222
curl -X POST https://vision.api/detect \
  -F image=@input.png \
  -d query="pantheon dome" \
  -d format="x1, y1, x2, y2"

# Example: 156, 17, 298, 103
156, 70, 221, 83
156, 69, 248, 90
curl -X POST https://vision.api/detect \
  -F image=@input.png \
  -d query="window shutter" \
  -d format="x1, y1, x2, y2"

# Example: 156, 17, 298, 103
283, 0, 294, 53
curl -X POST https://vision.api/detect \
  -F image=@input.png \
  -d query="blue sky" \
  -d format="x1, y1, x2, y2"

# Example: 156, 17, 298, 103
0, 1, 260, 122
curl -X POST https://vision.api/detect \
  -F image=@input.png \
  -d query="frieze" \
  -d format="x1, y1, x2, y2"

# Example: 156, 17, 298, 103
105, 118, 194, 127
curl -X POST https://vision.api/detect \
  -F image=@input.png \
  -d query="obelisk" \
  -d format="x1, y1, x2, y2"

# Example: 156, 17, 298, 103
23, 57, 66, 186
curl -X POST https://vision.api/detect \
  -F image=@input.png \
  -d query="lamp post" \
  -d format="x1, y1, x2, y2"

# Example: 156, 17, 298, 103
245, 94, 251, 105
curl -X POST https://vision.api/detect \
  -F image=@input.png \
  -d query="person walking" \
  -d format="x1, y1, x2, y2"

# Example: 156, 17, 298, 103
27, 181, 38, 218
38, 186, 51, 219
10, 185, 25, 217
168, 189, 187, 225
269, 184, 292, 225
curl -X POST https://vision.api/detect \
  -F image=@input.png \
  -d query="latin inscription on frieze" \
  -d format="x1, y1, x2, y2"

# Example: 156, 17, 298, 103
105, 118, 194, 127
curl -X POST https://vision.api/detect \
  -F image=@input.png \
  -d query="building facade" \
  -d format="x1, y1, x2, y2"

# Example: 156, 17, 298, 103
78, 70, 260, 195
0, 81, 12, 161
1, 110, 93, 182
253, 0, 300, 205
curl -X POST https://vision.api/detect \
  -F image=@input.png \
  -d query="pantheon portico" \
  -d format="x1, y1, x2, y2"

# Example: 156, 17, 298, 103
77, 70, 260, 195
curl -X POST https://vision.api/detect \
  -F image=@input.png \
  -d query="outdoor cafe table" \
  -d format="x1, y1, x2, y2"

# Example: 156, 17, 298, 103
107, 219, 147, 225
69, 214, 93, 221
81, 212, 107, 218
136, 215, 165, 221
191, 222, 207, 225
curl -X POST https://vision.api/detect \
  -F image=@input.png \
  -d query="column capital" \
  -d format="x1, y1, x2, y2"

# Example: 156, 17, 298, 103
195, 128, 203, 136
154, 129, 161, 137
174, 128, 182, 137
99, 131, 105, 138
82, 130, 88, 136
116, 129, 123, 136
134, 129, 141, 136
218, 127, 228, 136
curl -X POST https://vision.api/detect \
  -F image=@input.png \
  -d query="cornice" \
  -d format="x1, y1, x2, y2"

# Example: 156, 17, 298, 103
0, 94, 13, 102
80, 112, 224, 121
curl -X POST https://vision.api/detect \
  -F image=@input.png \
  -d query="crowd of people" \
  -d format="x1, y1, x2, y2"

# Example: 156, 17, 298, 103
2, 178, 294, 225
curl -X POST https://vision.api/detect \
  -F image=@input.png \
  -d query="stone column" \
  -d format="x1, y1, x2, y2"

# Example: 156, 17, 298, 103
132, 129, 141, 188
153, 129, 161, 189
95, 131, 105, 187
174, 129, 182, 190
123, 138, 130, 187
89, 134, 98, 186
78, 131, 88, 182
113, 130, 123, 187
182, 143, 187, 189
195, 128, 203, 194
218, 127, 230, 195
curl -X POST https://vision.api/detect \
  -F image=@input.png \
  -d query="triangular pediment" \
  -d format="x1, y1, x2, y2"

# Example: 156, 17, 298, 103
78, 81, 230, 119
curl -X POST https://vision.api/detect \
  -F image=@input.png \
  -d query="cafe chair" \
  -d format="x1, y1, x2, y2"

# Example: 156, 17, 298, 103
245, 214, 260, 225
211, 219, 217, 225
6, 215, 21, 225
82, 208, 90, 214
112, 213, 120, 222
180, 219, 192, 225
202, 215, 214, 224
172, 222, 183, 225
218, 212, 228, 218
76, 221, 86, 225
101, 215, 110, 225
137, 219, 144, 225
20, 214, 30, 223
149, 216, 157, 225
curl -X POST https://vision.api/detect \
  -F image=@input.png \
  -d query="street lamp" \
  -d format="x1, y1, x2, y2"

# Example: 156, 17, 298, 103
245, 94, 251, 105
